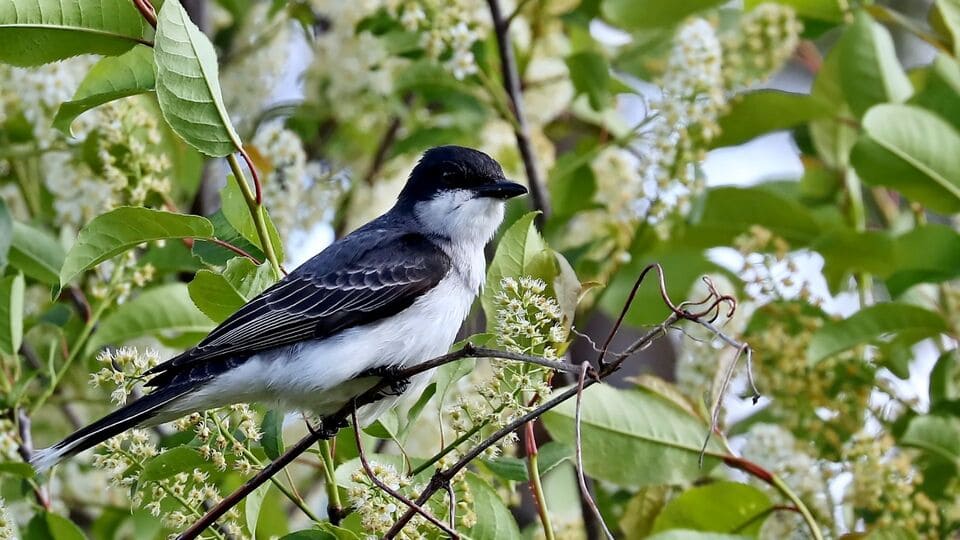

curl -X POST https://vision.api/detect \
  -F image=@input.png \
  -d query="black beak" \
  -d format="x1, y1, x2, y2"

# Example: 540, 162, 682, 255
475, 179, 528, 200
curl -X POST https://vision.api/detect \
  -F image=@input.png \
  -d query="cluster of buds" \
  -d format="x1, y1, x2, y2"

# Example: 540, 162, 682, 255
722, 3, 803, 89
89, 346, 161, 405
347, 461, 431, 538
0, 499, 13, 540
734, 225, 819, 304
172, 404, 262, 474
395, 1, 487, 80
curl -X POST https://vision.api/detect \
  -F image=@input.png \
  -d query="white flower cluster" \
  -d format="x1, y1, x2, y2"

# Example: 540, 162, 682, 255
347, 461, 432, 538
734, 225, 820, 304
221, 4, 293, 133
494, 276, 567, 358
0, 499, 14, 540
251, 121, 348, 243
90, 346, 161, 405
722, 3, 802, 89
394, 1, 489, 80
631, 18, 725, 228
172, 404, 263, 474
0, 419, 19, 462
43, 98, 173, 229
307, 1, 406, 126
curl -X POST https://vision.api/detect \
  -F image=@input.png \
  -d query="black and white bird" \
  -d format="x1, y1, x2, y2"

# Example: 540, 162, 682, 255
32, 145, 526, 471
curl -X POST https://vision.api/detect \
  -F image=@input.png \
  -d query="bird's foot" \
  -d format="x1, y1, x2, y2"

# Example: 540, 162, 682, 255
360, 366, 411, 397
305, 416, 349, 439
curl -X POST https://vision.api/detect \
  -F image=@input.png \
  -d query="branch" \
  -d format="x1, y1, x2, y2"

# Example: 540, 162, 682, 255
131, 0, 157, 29
486, 0, 551, 220
225, 154, 282, 278
573, 364, 613, 540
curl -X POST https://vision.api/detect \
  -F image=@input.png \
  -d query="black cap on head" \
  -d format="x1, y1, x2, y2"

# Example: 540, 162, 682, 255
398, 145, 527, 204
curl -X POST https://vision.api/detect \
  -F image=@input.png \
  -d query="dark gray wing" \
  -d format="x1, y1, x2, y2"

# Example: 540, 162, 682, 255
145, 229, 450, 387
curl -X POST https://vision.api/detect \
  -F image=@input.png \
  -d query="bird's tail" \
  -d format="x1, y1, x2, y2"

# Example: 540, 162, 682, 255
31, 384, 191, 473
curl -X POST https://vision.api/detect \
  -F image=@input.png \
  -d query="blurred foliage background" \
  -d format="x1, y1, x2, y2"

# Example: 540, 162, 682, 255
1, 0, 960, 538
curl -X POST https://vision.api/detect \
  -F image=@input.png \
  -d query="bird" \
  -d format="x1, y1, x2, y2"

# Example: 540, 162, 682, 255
31, 145, 527, 472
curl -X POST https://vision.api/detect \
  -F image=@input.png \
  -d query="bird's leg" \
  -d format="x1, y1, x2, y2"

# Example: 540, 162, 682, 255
303, 415, 349, 439
358, 365, 411, 397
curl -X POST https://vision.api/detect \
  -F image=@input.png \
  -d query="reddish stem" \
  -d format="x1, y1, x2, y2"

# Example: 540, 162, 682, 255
239, 149, 263, 206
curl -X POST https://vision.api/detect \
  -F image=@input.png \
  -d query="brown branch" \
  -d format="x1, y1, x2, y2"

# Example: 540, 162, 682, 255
350, 404, 459, 538
15, 408, 51, 509
131, 0, 157, 29
486, 0, 551, 220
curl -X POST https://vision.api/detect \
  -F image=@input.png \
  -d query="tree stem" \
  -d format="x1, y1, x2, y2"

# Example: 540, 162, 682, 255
225, 154, 282, 278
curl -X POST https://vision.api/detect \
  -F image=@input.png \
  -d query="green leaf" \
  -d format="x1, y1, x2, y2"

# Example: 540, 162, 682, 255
813, 229, 895, 294
466, 473, 522, 540
53, 45, 155, 135
9, 222, 65, 286
900, 414, 960, 464
936, 0, 960, 58
910, 54, 960, 133
888, 225, 960, 296
44, 512, 87, 540
851, 104, 960, 214
260, 409, 285, 460
0, 0, 147, 67
140, 447, 215, 482
619, 485, 670, 539
482, 212, 556, 327
0, 460, 35, 478
566, 51, 610, 111
154, 0, 243, 156
245, 483, 271, 538
712, 90, 832, 148
87, 283, 215, 352
60, 207, 214, 288
601, 0, 724, 30
930, 350, 960, 406
188, 257, 273, 324
542, 384, 727, 487
839, 11, 912, 118
745, 0, 842, 22
0, 273, 24, 356
651, 481, 771, 535
806, 303, 947, 364
686, 186, 821, 247
483, 442, 572, 482
647, 532, 749, 540
0, 199, 10, 272
809, 45, 858, 169
220, 178, 285, 262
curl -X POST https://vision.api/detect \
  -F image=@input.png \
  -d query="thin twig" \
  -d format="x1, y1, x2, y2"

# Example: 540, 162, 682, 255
15, 409, 51, 509
573, 364, 614, 540
132, 0, 157, 29
207, 238, 262, 265
486, 0, 551, 219
238, 149, 263, 206
351, 404, 459, 538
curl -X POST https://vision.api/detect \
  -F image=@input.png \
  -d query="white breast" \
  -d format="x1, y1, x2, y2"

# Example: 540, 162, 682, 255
166, 268, 481, 419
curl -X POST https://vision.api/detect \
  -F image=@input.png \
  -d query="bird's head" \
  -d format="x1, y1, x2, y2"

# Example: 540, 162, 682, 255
399, 145, 527, 244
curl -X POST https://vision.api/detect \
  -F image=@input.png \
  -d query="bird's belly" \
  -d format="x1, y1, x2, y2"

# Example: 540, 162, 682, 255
176, 275, 476, 417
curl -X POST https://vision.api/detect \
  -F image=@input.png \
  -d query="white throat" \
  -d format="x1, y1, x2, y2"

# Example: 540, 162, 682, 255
414, 189, 505, 291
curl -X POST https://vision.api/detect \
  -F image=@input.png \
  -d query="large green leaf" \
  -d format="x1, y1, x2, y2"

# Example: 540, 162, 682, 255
0, 0, 147, 67
806, 303, 947, 364
810, 46, 858, 169
542, 384, 727, 487
647, 532, 749, 540
910, 54, 960, 133
466, 473, 522, 540
930, 351, 960, 407
0, 273, 24, 356
651, 481, 771, 535
60, 207, 213, 288
839, 10, 912, 118
936, 0, 960, 58
685, 186, 820, 247
813, 229, 895, 294
188, 257, 274, 323
25, 511, 87, 540
53, 45, 155, 135
601, 0, 724, 29
888, 225, 960, 296
566, 51, 611, 111
620, 486, 670, 539
900, 414, 960, 464
482, 212, 556, 327
220, 178, 284, 262
87, 283, 214, 352
712, 90, 831, 148
9, 222, 65, 286
851, 104, 960, 214
153, 0, 242, 156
